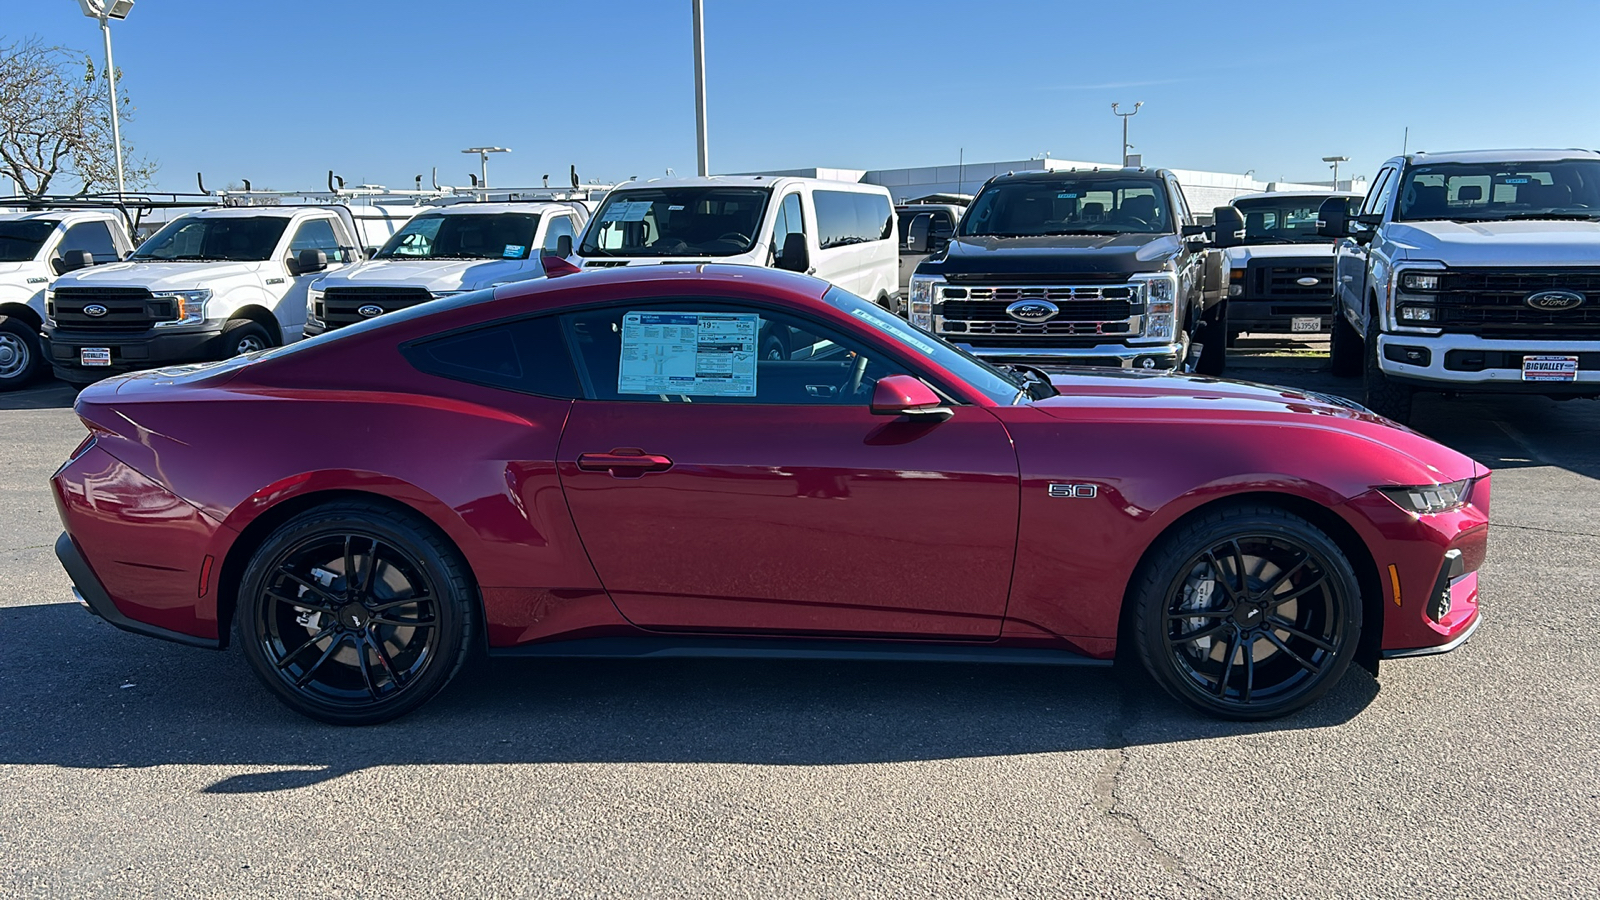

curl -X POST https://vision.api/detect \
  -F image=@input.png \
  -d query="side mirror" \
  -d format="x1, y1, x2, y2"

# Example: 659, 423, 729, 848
291, 248, 328, 276
541, 254, 582, 278
1316, 197, 1350, 238
870, 374, 952, 420
776, 231, 810, 273
1211, 207, 1244, 248
543, 234, 574, 258
905, 213, 933, 253
54, 250, 94, 275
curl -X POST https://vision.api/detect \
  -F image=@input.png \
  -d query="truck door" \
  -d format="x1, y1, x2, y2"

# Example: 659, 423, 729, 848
280, 217, 357, 341
1339, 166, 1395, 336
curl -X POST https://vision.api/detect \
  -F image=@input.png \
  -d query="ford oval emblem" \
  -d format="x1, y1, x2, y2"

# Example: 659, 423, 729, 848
1006, 299, 1059, 323
83, 304, 108, 317
1296, 276, 1320, 286
357, 304, 384, 318
1525, 289, 1585, 311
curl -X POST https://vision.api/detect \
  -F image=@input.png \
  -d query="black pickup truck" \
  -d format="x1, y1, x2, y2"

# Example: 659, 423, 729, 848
904, 168, 1226, 372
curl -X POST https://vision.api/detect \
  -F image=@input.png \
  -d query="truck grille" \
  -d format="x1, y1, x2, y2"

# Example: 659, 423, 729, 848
1247, 261, 1335, 300
318, 287, 435, 330
50, 288, 171, 332
1434, 268, 1600, 338
935, 284, 1141, 346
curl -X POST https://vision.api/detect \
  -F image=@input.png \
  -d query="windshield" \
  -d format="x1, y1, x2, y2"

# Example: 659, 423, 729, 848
1233, 197, 1339, 244
375, 213, 541, 260
132, 216, 289, 262
580, 187, 769, 257
961, 178, 1172, 237
0, 220, 57, 262
1395, 160, 1600, 222
821, 287, 1052, 404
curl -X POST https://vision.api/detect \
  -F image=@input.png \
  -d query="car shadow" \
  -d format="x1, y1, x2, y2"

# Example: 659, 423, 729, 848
0, 603, 1379, 794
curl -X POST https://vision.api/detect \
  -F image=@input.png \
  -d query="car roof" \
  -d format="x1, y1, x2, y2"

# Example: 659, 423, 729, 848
993, 167, 1168, 183
1231, 191, 1363, 202
0, 209, 116, 223
414, 202, 577, 217
180, 206, 328, 220
1406, 148, 1600, 165
607, 175, 888, 193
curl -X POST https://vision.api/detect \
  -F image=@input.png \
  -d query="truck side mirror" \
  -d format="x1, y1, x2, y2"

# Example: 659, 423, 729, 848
541, 234, 573, 258
1211, 207, 1244, 248
53, 250, 94, 275
1316, 197, 1350, 238
905, 213, 933, 253
776, 231, 810, 273
290, 249, 328, 276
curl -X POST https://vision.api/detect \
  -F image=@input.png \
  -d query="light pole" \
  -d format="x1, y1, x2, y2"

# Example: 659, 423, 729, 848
462, 147, 510, 188
76, 0, 133, 198
1323, 156, 1349, 190
1112, 101, 1143, 166
692, 0, 709, 176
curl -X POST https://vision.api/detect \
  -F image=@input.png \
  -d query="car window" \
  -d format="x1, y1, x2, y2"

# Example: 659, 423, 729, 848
1169, 179, 1193, 224
1361, 167, 1396, 218
58, 220, 119, 263
769, 192, 806, 264
961, 178, 1172, 236
561, 301, 898, 405
403, 315, 582, 398
542, 215, 577, 254
289, 218, 351, 263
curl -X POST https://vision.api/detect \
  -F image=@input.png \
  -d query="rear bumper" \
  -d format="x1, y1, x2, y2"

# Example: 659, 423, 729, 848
42, 326, 223, 383
56, 531, 219, 648
951, 338, 1186, 371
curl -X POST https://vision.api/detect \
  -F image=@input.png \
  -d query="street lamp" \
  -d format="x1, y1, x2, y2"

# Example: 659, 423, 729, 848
1322, 156, 1349, 190
692, 0, 709, 176
76, 0, 134, 198
1112, 102, 1143, 166
462, 147, 510, 189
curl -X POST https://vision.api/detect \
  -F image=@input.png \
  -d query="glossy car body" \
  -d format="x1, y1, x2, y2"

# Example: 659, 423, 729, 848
52, 265, 1489, 718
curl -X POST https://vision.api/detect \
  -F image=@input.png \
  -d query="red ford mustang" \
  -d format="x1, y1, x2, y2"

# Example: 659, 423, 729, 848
52, 265, 1489, 724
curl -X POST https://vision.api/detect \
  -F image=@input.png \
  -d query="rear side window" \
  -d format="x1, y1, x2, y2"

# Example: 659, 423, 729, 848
59, 220, 120, 263
814, 190, 892, 249
404, 315, 582, 398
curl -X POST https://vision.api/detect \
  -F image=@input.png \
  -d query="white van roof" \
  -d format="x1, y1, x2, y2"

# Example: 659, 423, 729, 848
610, 175, 889, 193
411, 202, 582, 217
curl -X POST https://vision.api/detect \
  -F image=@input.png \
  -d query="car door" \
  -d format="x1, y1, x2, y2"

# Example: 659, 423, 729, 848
1339, 166, 1394, 335
280, 217, 357, 339
554, 298, 1020, 638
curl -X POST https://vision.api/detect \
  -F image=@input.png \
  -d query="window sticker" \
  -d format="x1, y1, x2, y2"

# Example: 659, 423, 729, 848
1057, 192, 1079, 199
601, 200, 653, 223
618, 311, 758, 397
503, 244, 526, 258
849, 307, 938, 355
1504, 177, 1530, 184
668, 205, 686, 211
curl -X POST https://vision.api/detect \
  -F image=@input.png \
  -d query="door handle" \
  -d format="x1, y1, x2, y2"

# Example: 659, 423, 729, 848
577, 448, 674, 477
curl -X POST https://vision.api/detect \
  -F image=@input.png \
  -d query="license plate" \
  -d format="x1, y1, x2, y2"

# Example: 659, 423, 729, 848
1523, 355, 1578, 382
79, 347, 111, 367
1291, 316, 1323, 333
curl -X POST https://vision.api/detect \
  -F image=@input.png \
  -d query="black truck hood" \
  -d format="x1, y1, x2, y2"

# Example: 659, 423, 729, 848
925, 233, 1181, 279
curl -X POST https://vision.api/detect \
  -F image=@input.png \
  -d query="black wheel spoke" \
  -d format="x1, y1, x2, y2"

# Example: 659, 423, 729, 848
371, 614, 434, 628
264, 587, 337, 616
343, 535, 359, 600
1266, 616, 1337, 653
275, 624, 338, 670
1255, 555, 1309, 602
369, 595, 429, 613
1265, 574, 1328, 608
1202, 551, 1243, 604
1170, 621, 1230, 647
355, 638, 381, 700
1242, 636, 1256, 703
1215, 632, 1241, 697
1167, 609, 1230, 620
276, 568, 342, 607
359, 539, 381, 601
1229, 540, 1249, 599
1264, 629, 1323, 675
294, 633, 350, 688
366, 631, 403, 688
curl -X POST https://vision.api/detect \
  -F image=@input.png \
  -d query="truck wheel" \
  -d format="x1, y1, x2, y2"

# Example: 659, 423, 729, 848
220, 320, 272, 359
0, 316, 43, 391
1193, 305, 1228, 377
1362, 326, 1413, 424
1330, 312, 1361, 377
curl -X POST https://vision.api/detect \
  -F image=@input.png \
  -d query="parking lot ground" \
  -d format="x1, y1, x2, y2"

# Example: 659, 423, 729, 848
3, 363, 1598, 899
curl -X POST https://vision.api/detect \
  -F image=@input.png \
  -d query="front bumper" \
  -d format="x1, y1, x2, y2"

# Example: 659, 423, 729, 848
950, 338, 1186, 371
1227, 298, 1333, 333
43, 326, 224, 383
1377, 332, 1600, 393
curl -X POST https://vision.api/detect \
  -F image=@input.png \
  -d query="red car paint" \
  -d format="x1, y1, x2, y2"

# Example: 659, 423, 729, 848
51, 265, 1487, 662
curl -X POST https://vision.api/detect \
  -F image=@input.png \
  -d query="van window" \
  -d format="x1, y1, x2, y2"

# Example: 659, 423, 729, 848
582, 187, 769, 257
769, 192, 806, 263
814, 190, 892, 249
289, 218, 353, 264
543, 215, 577, 254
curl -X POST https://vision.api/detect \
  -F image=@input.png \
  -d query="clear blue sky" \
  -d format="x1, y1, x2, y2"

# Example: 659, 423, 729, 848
7, 0, 1597, 193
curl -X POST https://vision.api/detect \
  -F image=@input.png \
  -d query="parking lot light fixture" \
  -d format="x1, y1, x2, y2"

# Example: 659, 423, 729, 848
76, 0, 134, 198
462, 147, 510, 189
1112, 101, 1143, 166
1323, 155, 1350, 190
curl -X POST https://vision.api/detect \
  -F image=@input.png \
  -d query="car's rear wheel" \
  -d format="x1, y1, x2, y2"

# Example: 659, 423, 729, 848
1131, 505, 1361, 720
0, 316, 43, 391
237, 501, 475, 725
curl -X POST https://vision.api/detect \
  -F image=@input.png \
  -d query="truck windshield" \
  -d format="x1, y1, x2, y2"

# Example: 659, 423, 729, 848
0, 220, 58, 262
961, 178, 1172, 237
581, 187, 769, 257
374, 213, 541, 260
132, 216, 289, 262
1395, 160, 1600, 222
1232, 197, 1338, 244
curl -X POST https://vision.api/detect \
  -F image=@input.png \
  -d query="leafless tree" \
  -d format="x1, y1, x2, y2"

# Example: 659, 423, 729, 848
0, 35, 156, 197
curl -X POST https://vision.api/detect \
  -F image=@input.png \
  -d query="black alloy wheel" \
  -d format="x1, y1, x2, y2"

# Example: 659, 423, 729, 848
237, 502, 474, 725
1132, 505, 1361, 719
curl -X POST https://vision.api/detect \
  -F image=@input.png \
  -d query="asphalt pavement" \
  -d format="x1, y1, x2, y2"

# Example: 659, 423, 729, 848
2, 352, 1597, 899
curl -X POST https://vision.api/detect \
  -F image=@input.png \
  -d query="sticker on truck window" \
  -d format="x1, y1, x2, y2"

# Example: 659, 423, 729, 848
503, 245, 526, 258
618, 312, 758, 397
601, 200, 653, 223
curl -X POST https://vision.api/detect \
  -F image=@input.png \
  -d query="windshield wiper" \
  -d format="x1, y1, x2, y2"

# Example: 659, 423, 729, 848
1498, 212, 1600, 221
135, 254, 218, 261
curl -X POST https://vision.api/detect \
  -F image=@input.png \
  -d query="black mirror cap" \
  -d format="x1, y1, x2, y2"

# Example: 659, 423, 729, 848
777, 231, 810, 273
1181, 223, 1206, 238
1211, 206, 1245, 248
1316, 196, 1351, 238
556, 234, 573, 257
905, 213, 933, 253
55, 250, 94, 274
295, 248, 328, 276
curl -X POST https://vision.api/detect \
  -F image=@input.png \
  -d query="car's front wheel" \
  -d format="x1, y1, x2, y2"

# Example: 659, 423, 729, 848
237, 501, 476, 725
1131, 504, 1362, 720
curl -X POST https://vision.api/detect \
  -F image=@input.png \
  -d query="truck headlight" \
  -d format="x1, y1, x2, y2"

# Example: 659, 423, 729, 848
306, 287, 324, 324
908, 273, 942, 330
1401, 273, 1440, 291
44, 289, 56, 327
1131, 272, 1178, 342
151, 289, 212, 328
1397, 304, 1437, 323
1228, 268, 1244, 297
1377, 479, 1471, 515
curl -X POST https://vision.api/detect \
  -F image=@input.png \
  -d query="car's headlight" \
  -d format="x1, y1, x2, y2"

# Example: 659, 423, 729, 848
1401, 273, 1440, 291
1131, 272, 1178, 342
306, 287, 324, 323
1377, 479, 1472, 515
151, 289, 212, 327
908, 273, 942, 329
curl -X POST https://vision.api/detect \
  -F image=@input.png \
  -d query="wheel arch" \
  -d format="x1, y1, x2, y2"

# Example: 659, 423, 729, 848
0, 302, 43, 330
226, 304, 283, 346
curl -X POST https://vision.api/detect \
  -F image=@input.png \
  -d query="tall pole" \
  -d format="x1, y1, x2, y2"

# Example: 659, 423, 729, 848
1112, 101, 1142, 166
480, 153, 488, 188
100, 16, 125, 198
692, 0, 709, 176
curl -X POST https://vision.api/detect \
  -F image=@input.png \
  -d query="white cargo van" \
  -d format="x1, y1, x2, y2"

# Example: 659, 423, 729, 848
576, 176, 900, 310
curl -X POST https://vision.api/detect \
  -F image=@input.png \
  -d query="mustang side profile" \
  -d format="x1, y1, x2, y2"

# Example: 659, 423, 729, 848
52, 265, 1489, 724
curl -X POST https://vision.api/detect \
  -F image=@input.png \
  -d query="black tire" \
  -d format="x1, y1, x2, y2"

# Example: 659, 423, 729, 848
0, 316, 43, 391
219, 320, 272, 359
1226, 330, 1240, 349
1130, 504, 1362, 720
1193, 305, 1228, 376
758, 326, 789, 361
236, 501, 476, 725
1329, 311, 1361, 377
1362, 324, 1414, 424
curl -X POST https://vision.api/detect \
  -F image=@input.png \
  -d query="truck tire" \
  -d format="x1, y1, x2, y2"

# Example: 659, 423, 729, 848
220, 320, 272, 359
0, 316, 43, 391
1193, 304, 1228, 376
1362, 326, 1413, 424
1330, 312, 1361, 377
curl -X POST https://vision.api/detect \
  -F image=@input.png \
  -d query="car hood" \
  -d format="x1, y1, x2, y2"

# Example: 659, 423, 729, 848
1224, 243, 1337, 263
928, 233, 1180, 278
1385, 220, 1600, 265
54, 260, 263, 291
317, 258, 541, 293
1028, 368, 1480, 483
0, 261, 37, 280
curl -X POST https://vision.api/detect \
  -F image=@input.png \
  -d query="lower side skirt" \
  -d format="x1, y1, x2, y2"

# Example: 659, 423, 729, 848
489, 636, 1111, 666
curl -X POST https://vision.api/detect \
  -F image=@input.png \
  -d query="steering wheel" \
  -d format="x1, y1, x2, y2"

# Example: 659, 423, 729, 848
843, 354, 869, 398
1120, 216, 1151, 228
717, 232, 748, 243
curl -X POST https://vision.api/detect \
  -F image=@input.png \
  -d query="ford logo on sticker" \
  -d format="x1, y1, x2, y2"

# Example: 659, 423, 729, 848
357, 305, 384, 318
83, 304, 108, 317
1296, 276, 1320, 286
1006, 299, 1059, 322
1525, 290, 1585, 311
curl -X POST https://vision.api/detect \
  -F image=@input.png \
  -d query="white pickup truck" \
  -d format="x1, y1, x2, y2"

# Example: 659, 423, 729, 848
304, 201, 589, 334
0, 209, 135, 390
43, 205, 361, 384
1321, 149, 1600, 423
